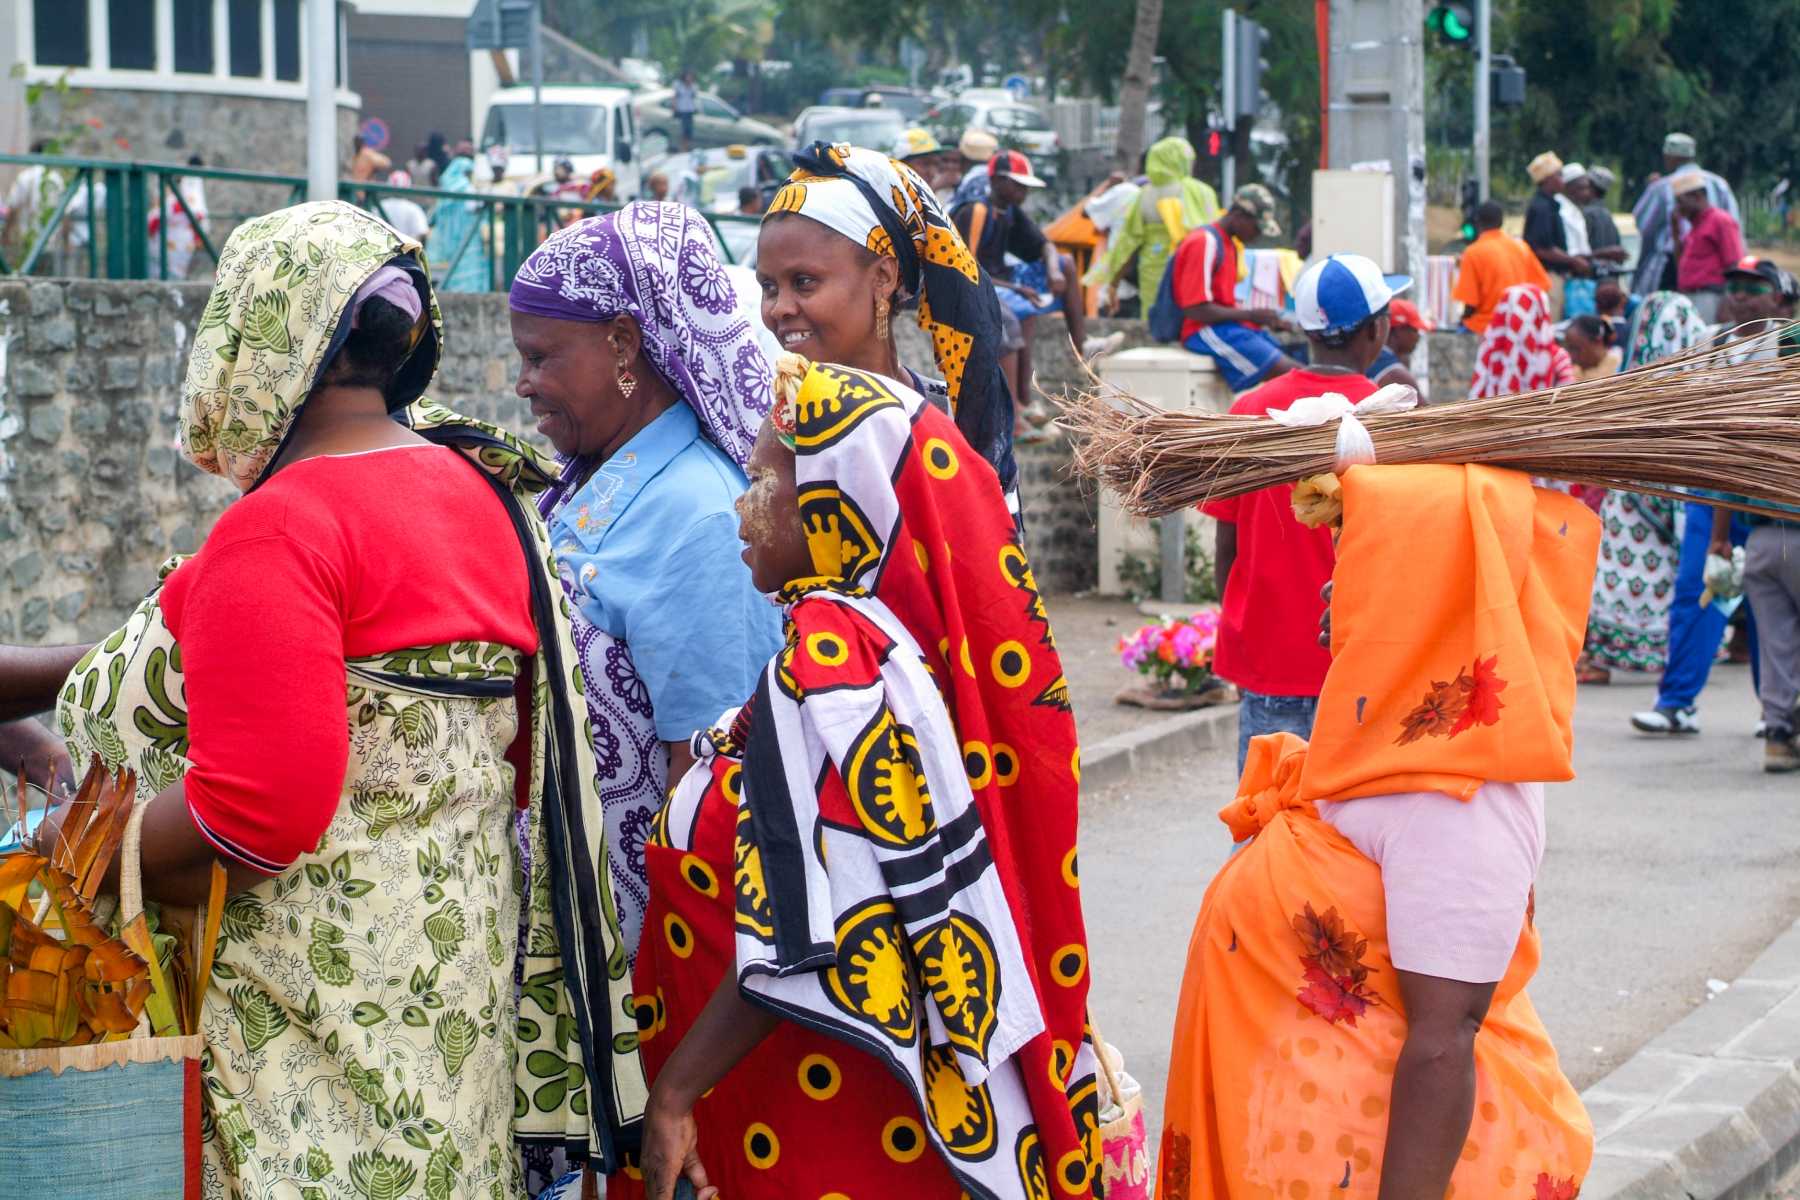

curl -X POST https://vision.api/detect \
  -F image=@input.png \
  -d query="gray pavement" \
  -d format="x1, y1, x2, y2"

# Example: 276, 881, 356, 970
1069, 638, 1800, 1143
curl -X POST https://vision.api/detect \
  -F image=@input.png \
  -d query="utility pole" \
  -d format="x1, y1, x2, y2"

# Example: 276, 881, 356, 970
1221, 9, 1236, 200
305, 0, 337, 202
530, 1, 544, 173
1474, 0, 1490, 198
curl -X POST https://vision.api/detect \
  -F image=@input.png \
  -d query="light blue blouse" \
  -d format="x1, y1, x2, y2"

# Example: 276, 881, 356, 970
548, 403, 782, 741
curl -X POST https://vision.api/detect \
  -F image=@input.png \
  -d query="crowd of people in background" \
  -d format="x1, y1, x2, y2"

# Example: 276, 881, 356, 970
9, 107, 1800, 783
1108, 121, 1800, 778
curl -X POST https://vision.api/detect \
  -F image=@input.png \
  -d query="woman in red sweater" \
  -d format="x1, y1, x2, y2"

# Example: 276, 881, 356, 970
27, 202, 642, 1195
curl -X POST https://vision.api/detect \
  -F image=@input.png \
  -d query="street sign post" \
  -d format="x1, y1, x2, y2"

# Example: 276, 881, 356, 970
467, 0, 543, 172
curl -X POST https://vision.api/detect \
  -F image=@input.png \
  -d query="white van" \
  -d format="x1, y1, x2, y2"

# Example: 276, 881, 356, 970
477, 85, 643, 197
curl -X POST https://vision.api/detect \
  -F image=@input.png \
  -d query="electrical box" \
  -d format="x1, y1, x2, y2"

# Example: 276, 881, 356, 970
1310, 168, 1396, 271
1094, 348, 1236, 597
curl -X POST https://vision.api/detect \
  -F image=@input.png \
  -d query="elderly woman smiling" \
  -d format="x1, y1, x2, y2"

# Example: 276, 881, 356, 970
508, 202, 782, 970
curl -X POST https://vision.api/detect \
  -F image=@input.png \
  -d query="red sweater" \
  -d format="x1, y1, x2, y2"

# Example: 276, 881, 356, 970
1200, 369, 1354, 697
160, 445, 536, 873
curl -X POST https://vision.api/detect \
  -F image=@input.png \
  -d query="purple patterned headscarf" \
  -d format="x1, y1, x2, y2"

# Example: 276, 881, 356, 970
509, 201, 773, 465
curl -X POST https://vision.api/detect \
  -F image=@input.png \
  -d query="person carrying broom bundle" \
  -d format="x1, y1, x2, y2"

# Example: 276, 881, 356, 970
1152, 463, 1598, 1199
1058, 338, 1800, 1197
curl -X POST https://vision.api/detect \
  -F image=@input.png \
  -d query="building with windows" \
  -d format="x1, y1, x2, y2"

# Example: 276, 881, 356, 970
3, 0, 360, 173
347, 0, 633, 173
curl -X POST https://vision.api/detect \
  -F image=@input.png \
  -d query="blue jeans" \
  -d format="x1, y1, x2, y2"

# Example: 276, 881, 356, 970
999, 257, 1070, 319
1657, 501, 1759, 710
1237, 689, 1319, 774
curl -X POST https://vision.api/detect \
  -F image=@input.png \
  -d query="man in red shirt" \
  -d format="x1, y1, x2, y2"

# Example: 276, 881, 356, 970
1202, 253, 1410, 770
1673, 171, 1745, 323
1173, 183, 1300, 390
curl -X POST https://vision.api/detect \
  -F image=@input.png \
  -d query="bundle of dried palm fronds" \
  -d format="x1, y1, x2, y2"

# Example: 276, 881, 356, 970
0, 757, 217, 1047
1059, 328, 1800, 519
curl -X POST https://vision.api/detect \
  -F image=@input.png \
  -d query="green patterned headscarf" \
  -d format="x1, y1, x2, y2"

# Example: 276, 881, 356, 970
179, 200, 444, 492
1625, 290, 1708, 369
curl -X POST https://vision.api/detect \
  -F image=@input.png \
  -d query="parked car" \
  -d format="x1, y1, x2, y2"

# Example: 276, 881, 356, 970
478, 85, 643, 197
790, 106, 908, 153
949, 87, 1024, 108
652, 145, 791, 215
817, 86, 934, 122
924, 99, 1060, 171
634, 88, 785, 159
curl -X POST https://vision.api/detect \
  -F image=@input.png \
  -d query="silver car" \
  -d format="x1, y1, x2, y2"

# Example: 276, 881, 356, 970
791, 106, 908, 154
635, 88, 785, 158
926, 99, 1060, 173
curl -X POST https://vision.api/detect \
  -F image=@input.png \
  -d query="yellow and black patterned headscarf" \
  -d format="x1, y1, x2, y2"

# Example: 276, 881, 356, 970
769, 141, 1015, 489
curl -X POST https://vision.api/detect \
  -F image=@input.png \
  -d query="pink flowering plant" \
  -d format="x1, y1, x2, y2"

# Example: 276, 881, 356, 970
1117, 611, 1223, 694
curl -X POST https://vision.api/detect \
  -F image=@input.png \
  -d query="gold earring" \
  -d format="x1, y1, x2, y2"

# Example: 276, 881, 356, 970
875, 295, 891, 343
618, 366, 638, 399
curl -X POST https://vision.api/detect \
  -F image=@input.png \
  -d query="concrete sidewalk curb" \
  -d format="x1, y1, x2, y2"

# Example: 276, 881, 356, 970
1583, 915, 1800, 1199
1080, 704, 1237, 792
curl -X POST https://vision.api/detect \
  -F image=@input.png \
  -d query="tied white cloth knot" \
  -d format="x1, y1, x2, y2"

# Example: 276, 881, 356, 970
1264, 382, 1418, 470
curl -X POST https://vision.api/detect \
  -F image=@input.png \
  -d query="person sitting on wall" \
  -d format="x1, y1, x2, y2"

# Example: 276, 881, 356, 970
1172, 184, 1298, 392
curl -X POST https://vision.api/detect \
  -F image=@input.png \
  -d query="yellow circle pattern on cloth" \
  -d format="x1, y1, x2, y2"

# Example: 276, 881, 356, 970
991, 641, 1032, 688
664, 912, 695, 958
799, 1053, 843, 1100
883, 1115, 927, 1163
744, 1122, 781, 1169
922, 437, 959, 479
1051, 944, 1087, 987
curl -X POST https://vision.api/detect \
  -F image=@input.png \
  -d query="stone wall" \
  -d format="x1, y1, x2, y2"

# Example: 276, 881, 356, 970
30, 89, 358, 176
1425, 329, 1479, 403
0, 280, 1123, 645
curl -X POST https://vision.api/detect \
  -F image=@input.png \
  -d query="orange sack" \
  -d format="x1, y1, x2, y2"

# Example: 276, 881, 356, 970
1159, 464, 1598, 1200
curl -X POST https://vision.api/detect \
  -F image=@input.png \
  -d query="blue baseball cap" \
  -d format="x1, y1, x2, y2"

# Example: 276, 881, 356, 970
1292, 254, 1411, 336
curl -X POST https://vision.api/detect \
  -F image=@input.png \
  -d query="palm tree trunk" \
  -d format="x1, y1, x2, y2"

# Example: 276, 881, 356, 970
1115, 0, 1165, 171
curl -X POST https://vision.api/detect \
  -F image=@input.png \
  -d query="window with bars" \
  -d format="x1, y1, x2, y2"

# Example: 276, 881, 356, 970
34, 0, 90, 67
172, 0, 213, 74
228, 0, 261, 77
109, 0, 158, 71
274, 0, 300, 81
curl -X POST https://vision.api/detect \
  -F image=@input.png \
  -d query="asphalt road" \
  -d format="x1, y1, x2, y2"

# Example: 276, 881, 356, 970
1078, 660, 1800, 1126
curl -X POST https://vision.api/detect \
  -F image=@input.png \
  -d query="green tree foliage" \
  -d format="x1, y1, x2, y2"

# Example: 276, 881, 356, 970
1446, 0, 1800, 198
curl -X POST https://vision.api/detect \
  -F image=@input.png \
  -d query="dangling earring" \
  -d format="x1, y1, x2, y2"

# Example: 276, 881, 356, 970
875, 295, 891, 343
617, 365, 638, 399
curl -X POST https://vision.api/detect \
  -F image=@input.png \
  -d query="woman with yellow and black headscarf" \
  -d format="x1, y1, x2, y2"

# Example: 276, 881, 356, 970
754, 141, 1023, 511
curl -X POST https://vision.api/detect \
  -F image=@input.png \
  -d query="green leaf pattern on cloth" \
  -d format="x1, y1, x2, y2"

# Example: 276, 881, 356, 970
176, 201, 445, 496
402, 402, 650, 1168
57, 357, 647, 1194
58, 616, 527, 1199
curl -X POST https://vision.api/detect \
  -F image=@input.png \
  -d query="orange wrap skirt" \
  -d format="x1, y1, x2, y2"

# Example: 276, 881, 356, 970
1158, 798, 1592, 1199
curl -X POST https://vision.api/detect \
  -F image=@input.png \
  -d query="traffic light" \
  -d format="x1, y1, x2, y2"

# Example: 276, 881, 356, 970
1206, 130, 1222, 157
1427, 3, 1474, 46
1232, 15, 1271, 120
1459, 179, 1480, 241
1490, 53, 1527, 106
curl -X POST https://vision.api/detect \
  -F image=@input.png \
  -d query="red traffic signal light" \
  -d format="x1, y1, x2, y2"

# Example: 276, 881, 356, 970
1207, 130, 1222, 156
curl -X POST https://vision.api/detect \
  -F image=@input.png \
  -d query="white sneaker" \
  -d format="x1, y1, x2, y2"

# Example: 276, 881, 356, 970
1082, 331, 1127, 359
1631, 706, 1701, 734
